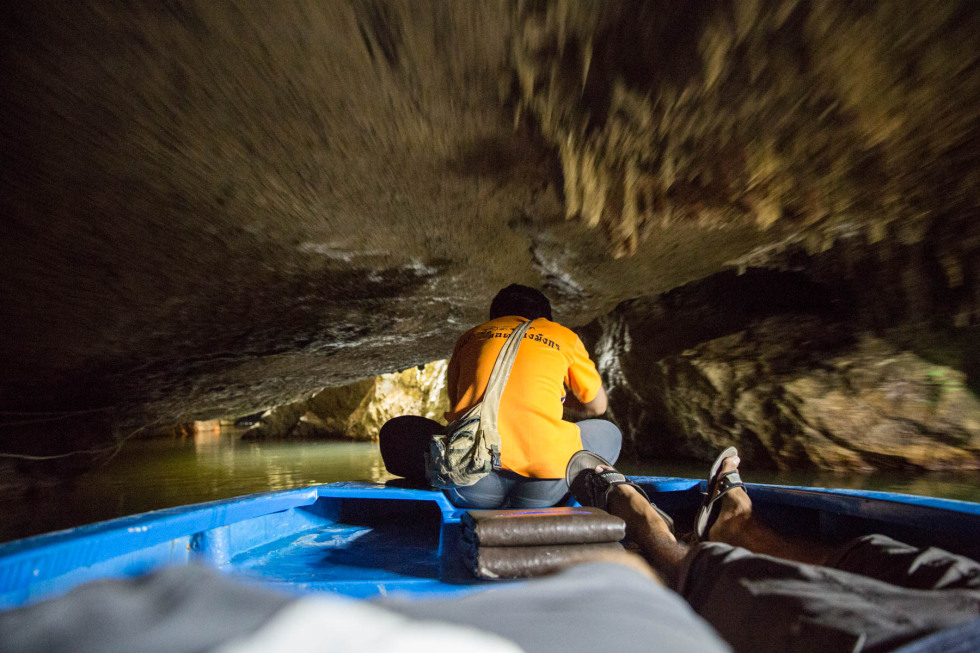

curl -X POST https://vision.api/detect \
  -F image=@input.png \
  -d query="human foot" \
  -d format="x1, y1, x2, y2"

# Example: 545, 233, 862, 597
602, 467, 676, 541
696, 454, 837, 564
565, 451, 674, 534
703, 455, 753, 542
693, 447, 752, 542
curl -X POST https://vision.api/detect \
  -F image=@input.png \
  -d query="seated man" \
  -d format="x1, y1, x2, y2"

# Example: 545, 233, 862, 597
567, 448, 980, 653
379, 284, 621, 509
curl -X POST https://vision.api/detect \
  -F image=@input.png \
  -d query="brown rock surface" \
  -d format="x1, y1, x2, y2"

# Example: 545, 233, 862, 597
587, 290, 980, 470
243, 360, 448, 441
1, 1, 772, 432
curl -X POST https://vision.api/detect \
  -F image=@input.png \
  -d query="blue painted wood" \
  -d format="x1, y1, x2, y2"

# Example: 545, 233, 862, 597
1, 478, 978, 612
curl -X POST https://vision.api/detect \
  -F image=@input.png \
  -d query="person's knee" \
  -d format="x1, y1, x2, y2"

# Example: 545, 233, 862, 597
579, 419, 622, 463
379, 416, 441, 481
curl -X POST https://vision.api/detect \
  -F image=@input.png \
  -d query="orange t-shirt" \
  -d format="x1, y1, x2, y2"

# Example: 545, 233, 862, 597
444, 316, 603, 478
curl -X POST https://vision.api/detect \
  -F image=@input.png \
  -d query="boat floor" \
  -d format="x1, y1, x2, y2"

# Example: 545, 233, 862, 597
231, 521, 447, 596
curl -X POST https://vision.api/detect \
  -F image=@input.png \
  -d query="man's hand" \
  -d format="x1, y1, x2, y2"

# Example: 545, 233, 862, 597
563, 385, 608, 421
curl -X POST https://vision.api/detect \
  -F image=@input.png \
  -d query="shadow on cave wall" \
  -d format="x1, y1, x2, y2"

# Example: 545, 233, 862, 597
0, 259, 450, 480
578, 266, 846, 362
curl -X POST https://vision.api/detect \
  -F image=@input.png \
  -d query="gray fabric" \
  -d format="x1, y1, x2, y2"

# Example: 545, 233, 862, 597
445, 418, 622, 508
829, 534, 980, 591
680, 542, 980, 653
0, 566, 291, 653
0, 562, 730, 653
378, 562, 732, 653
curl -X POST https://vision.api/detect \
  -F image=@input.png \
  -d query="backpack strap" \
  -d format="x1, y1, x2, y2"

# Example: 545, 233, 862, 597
479, 319, 534, 459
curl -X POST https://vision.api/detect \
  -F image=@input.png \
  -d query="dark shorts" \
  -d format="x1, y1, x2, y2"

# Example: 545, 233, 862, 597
679, 535, 980, 653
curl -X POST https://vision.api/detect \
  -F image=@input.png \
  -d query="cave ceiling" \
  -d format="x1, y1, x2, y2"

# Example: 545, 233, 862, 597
2, 1, 978, 432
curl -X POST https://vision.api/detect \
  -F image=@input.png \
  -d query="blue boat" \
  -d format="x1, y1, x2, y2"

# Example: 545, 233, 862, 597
2, 477, 978, 613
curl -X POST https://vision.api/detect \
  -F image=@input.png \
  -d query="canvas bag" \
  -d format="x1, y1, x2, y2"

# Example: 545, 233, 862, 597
426, 319, 535, 488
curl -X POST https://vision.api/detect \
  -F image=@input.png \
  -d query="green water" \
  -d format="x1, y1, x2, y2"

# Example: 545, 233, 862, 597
1, 429, 977, 544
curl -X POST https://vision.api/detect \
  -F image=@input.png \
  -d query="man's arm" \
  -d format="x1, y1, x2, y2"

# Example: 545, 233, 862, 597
563, 330, 607, 420
563, 384, 608, 421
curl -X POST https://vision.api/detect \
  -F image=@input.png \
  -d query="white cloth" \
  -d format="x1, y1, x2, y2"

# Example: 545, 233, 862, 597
217, 594, 522, 653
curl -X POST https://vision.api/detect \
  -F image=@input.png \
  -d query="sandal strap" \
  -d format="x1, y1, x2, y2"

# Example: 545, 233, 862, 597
716, 470, 743, 494
594, 470, 651, 502
596, 469, 627, 486
584, 470, 670, 532
584, 469, 653, 504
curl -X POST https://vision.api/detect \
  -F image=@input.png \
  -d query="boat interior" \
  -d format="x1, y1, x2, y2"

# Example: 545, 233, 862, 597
2, 478, 979, 611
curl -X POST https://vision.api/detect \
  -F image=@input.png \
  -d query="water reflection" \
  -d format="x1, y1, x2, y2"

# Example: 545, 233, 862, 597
0, 428, 977, 545
0, 428, 396, 544
191, 420, 223, 453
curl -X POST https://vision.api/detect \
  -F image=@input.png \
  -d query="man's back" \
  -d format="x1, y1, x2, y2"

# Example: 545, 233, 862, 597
445, 316, 602, 478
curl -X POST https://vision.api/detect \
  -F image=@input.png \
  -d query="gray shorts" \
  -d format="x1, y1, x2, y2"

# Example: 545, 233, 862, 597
379, 562, 730, 653
0, 563, 731, 653
445, 418, 623, 508
679, 535, 980, 653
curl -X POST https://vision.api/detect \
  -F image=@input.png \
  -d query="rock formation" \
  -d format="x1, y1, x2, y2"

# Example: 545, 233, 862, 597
602, 313, 979, 471
512, 1, 980, 257
242, 361, 449, 441
2, 1, 979, 470
582, 269, 980, 470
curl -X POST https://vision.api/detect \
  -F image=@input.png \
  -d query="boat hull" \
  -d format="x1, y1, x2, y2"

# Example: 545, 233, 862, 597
2, 478, 979, 611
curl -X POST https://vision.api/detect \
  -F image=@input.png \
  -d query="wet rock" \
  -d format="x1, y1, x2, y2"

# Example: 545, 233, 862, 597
593, 312, 980, 471
345, 360, 450, 440
306, 379, 378, 439
242, 402, 309, 441
289, 412, 333, 440
243, 361, 448, 441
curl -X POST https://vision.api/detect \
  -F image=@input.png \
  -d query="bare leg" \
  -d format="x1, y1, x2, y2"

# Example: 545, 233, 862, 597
595, 456, 840, 583
708, 456, 837, 566
600, 469, 691, 587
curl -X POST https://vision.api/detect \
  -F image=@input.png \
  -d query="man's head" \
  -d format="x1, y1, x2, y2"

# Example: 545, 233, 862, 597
489, 284, 553, 321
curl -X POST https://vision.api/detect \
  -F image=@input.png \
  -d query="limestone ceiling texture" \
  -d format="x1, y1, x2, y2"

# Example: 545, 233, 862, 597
2, 1, 979, 434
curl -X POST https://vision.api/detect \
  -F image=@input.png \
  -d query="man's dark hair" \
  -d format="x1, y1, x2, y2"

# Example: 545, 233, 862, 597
489, 284, 553, 321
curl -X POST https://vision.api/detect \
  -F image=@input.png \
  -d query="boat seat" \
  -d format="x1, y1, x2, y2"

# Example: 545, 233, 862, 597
459, 507, 627, 579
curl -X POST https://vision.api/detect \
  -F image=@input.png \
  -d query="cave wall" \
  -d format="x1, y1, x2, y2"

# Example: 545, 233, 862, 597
581, 260, 980, 470
242, 360, 449, 441
1, 0, 777, 436
2, 0, 979, 459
